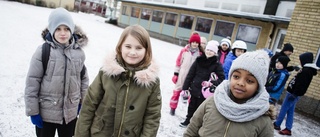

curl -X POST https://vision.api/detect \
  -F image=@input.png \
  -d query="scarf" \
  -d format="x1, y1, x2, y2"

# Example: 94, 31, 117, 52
219, 51, 227, 65
214, 80, 270, 122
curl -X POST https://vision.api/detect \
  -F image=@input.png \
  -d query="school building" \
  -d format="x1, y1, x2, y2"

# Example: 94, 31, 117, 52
117, 0, 320, 119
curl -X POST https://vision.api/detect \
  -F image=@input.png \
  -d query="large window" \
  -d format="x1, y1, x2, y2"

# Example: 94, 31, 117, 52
131, 7, 140, 18
236, 24, 261, 44
121, 6, 129, 15
195, 17, 213, 33
164, 12, 178, 26
152, 10, 164, 23
141, 8, 152, 20
179, 15, 194, 29
214, 20, 235, 38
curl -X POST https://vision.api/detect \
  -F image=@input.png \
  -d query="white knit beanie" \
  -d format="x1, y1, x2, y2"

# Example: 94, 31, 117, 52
206, 40, 219, 54
220, 38, 231, 48
48, 8, 75, 35
228, 50, 270, 90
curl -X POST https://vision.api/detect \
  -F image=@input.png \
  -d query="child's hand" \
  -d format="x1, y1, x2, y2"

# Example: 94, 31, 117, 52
172, 75, 178, 84
201, 81, 212, 87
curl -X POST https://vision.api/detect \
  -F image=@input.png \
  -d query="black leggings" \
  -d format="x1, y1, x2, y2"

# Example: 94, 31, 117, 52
35, 118, 77, 137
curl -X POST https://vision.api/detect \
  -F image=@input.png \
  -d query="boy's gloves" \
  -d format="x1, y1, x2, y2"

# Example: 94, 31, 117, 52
172, 73, 179, 84
30, 114, 43, 128
293, 66, 300, 71
78, 104, 82, 115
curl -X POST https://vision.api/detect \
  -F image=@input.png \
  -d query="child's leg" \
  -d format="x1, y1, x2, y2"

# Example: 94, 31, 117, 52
274, 92, 291, 127
37, 121, 57, 137
57, 118, 77, 137
170, 90, 182, 109
285, 95, 300, 130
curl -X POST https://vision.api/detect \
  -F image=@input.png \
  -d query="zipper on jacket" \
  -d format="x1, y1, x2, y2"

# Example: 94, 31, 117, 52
223, 121, 231, 137
118, 71, 132, 137
62, 52, 67, 120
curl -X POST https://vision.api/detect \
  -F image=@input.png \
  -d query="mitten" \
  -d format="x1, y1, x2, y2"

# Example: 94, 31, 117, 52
78, 104, 82, 115
202, 87, 214, 98
181, 90, 190, 100
201, 81, 212, 87
172, 75, 178, 84
30, 114, 43, 128
293, 66, 300, 71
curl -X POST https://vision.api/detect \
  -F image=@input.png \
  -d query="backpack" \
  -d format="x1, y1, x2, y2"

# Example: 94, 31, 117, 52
42, 42, 86, 78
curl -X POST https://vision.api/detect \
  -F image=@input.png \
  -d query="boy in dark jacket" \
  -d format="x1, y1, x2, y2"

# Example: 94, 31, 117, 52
266, 56, 290, 105
274, 52, 319, 136
269, 43, 299, 72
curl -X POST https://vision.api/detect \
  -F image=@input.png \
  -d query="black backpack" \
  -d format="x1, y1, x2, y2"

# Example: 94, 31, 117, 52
42, 42, 86, 78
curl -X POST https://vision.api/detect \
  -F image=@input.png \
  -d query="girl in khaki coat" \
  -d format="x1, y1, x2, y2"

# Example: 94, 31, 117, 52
184, 50, 275, 137
75, 25, 162, 137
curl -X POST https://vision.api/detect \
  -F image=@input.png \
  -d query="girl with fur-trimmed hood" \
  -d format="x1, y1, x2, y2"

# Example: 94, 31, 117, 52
75, 25, 162, 137
24, 8, 89, 137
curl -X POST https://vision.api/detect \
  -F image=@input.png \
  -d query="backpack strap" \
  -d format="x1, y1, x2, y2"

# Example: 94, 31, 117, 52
42, 42, 51, 76
42, 42, 87, 79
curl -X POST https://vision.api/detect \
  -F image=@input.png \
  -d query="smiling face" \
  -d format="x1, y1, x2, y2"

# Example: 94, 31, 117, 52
229, 69, 259, 103
205, 49, 216, 58
121, 34, 146, 67
54, 25, 71, 45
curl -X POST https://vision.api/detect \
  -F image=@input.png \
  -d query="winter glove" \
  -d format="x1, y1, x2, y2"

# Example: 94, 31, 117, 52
172, 73, 179, 84
293, 66, 300, 71
202, 87, 214, 98
77, 104, 82, 115
181, 90, 190, 100
30, 114, 43, 128
201, 81, 213, 87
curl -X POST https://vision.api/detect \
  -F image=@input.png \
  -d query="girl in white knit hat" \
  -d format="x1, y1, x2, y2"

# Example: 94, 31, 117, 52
184, 50, 275, 136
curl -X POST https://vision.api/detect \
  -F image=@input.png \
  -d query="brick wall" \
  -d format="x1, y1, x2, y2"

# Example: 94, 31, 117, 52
283, 0, 320, 118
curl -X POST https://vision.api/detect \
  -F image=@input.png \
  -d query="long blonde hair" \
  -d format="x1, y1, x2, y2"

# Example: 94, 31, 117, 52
116, 25, 152, 68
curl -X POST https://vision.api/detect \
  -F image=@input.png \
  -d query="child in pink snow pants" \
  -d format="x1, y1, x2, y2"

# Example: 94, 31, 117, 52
169, 33, 204, 115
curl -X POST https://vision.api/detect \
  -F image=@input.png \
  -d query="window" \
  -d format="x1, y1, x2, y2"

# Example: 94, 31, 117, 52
195, 17, 213, 33
164, 12, 177, 26
152, 10, 164, 23
179, 15, 194, 29
141, 8, 152, 20
122, 6, 128, 15
131, 7, 140, 18
236, 24, 261, 44
214, 20, 235, 38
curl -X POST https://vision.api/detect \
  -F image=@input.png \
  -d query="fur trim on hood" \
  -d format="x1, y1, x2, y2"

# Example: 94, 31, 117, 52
41, 25, 88, 47
101, 53, 160, 87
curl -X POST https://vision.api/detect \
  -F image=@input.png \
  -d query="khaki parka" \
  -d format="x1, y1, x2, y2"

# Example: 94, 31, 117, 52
75, 53, 162, 137
183, 96, 274, 137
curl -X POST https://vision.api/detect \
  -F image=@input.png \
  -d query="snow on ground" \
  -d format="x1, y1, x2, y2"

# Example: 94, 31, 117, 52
0, 0, 319, 136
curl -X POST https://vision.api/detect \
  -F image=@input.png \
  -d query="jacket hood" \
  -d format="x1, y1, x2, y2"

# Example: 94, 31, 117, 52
101, 53, 160, 87
304, 63, 319, 75
299, 52, 313, 66
41, 25, 88, 48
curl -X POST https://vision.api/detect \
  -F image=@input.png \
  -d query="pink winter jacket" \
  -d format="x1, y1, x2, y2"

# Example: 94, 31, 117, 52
173, 45, 201, 90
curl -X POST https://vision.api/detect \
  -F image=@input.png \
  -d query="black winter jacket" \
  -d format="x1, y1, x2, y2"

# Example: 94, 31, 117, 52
182, 55, 225, 98
287, 66, 317, 96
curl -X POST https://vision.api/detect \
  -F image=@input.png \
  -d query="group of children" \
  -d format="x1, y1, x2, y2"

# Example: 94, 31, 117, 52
169, 32, 319, 136
24, 7, 319, 137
